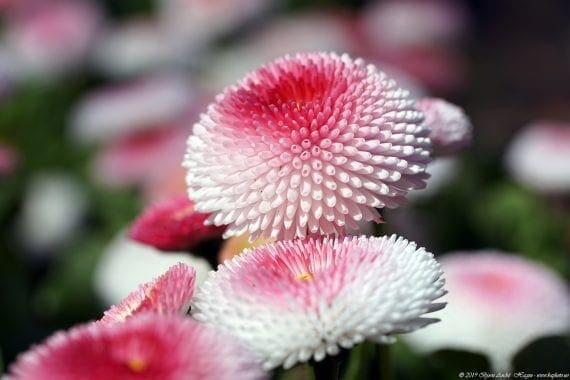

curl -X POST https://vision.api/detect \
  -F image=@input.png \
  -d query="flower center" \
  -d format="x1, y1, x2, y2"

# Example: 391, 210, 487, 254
127, 357, 147, 373
294, 272, 314, 281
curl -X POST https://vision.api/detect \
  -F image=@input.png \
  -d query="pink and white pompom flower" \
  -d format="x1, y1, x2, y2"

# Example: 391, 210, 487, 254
184, 52, 432, 241
99, 263, 195, 324
417, 98, 472, 155
7, 314, 267, 380
504, 120, 570, 193
404, 251, 570, 371
192, 234, 446, 370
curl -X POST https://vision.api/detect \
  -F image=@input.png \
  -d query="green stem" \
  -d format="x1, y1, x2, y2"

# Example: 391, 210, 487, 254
312, 355, 341, 380
377, 344, 391, 380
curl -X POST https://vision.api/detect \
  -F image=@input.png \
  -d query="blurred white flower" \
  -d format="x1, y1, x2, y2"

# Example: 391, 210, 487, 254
92, 18, 183, 78
93, 231, 212, 306
70, 72, 195, 143
404, 251, 570, 371
5, 0, 102, 78
17, 172, 87, 254
409, 157, 458, 200
505, 120, 570, 193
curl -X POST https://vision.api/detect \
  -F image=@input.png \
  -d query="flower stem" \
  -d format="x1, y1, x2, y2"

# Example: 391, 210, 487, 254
377, 344, 391, 380
312, 355, 341, 380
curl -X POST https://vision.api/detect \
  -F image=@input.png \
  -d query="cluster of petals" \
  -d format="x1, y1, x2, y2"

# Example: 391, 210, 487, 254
7, 314, 267, 380
404, 251, 570, 371
129, 195, 226, 251
99, 263, 195, 323
192, 234, 446, 370
417, 97, 472, 155
504, 120, 570, 193
184, 52, 432, 241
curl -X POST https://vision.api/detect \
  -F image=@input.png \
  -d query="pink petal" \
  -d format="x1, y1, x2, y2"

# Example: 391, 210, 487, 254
100, 263, 196, 324
129, 195, 225, 251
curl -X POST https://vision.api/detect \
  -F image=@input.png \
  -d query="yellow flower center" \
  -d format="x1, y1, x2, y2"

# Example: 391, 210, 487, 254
295, 272, 313, 281
127, 357, 147, 373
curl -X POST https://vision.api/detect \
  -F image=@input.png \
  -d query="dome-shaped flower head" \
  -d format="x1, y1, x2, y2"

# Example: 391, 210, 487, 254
99, 263, 195, 324
184, 52, 432, 241
192, 235, 446, 370
7, 314, 267, 380
404, 251, 570, 371
416, 98, 472, 155
129, 195, 226, 251
504, 120, 570, 193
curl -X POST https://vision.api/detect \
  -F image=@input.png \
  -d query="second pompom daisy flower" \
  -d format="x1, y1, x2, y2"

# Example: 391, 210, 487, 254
192, 235, 446, 370
184, 52, 432, 240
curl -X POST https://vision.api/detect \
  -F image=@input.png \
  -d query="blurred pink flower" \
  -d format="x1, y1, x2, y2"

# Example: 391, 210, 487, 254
8, 314, 267, 380
0, 142, 18, 176
142, 163, 188, 204
5, 0, 101, 78
404, 251, 570, 370
417, 98, 472, 155
91, 125, 190, 188
360, 0, 468, 49
201, 11, 357, 92
357, 0, 468, 92
129, 195, 225, 251
100, 263, 195, 324
184, 52, 432, 241
158, 0, 271, 52
71, 73, 195, 143
505, 120, 570, 193
367, 45, 466, 94
193, 235, 446, 369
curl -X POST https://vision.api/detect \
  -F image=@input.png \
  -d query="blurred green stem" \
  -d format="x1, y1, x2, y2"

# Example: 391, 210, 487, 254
377, 344, 391, 380
312, 355, 340, 380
